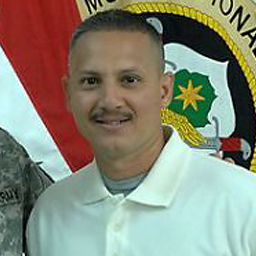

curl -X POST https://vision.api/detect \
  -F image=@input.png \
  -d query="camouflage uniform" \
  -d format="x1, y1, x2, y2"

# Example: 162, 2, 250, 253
0, 128, 53, 256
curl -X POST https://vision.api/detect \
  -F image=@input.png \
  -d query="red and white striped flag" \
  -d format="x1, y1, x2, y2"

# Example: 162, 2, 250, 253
0, 0, 93, 180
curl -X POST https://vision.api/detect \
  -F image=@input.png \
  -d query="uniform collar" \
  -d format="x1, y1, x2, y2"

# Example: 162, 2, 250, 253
77, 126, 191, 207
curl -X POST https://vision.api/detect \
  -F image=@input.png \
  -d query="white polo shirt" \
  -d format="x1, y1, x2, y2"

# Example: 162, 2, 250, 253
27, 128, 256, 256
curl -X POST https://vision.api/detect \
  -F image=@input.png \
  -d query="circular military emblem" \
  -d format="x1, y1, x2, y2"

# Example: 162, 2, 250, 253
124, 2, 256, 171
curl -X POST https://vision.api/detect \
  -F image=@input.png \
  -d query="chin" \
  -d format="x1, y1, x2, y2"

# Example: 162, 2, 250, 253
94, 139, 132, 157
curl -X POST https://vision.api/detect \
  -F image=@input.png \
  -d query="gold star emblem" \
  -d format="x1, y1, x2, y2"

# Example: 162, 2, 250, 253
174, 80, 205, 111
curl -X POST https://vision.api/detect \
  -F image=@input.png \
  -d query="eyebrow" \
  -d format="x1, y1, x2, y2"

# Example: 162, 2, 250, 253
77, 70, 100, 76
119, 68, 139, 73
76, 68, 141, 76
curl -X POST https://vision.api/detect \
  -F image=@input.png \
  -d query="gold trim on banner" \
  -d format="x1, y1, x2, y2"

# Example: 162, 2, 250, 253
124, 2, 256, 171
75, 0, 87, 19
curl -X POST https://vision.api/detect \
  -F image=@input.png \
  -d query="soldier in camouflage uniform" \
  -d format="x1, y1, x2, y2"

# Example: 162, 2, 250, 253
0, 127, 53, 256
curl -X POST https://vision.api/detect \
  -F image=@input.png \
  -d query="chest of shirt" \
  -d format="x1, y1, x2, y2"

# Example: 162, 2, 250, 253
39, 194, 249, 256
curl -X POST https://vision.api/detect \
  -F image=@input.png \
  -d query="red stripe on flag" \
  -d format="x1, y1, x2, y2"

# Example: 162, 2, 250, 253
0, 0, 94, 171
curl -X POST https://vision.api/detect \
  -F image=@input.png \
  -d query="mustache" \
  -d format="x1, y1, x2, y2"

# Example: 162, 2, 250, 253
90, 109, 134, 121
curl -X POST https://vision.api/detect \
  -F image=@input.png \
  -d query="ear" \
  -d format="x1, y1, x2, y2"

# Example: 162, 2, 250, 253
61, 76, 72, 112
160, 71, 174, 108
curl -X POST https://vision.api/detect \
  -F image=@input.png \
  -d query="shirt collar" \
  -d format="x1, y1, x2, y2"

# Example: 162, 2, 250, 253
75, 161, 111, 205
77, 126, 191, 207
127, 126, 192, 207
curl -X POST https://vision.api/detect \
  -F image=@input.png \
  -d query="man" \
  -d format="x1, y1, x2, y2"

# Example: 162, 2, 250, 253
0, 127, 52, 256
27, 9, 256, 256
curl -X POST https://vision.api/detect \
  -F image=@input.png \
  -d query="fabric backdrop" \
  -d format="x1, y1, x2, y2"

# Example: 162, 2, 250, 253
0, 0, 256, 180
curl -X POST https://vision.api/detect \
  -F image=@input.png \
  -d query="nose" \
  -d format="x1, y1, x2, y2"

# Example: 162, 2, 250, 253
97, 82, 123, 110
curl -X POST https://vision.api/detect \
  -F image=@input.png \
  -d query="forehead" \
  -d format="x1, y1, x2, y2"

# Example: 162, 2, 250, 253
69, 31, 161, 71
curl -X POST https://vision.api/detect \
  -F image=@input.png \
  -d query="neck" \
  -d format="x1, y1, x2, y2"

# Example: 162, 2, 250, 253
94, 132, 166, 180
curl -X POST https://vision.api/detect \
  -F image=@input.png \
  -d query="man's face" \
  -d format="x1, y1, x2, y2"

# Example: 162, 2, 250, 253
64, 31, 172, 159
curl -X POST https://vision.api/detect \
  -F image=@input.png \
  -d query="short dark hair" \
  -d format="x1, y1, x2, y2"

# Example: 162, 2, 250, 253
70, 9, 164, 70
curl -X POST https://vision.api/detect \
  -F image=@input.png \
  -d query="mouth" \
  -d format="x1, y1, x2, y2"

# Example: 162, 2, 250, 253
91, 112, 133, 129
96, 119, 129, 126
94, 117, 131, 126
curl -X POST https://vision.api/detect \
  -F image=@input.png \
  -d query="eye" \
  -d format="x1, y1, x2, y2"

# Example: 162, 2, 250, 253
121, 75, 141, 87
79, 76, 100, 90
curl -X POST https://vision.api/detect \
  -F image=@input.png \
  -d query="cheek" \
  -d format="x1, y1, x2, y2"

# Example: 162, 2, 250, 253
143, 89, 162, 108
69, 92, 94, 114
69, 95, 93, 133
133, 90, 162, 119
145, 91, 162, 119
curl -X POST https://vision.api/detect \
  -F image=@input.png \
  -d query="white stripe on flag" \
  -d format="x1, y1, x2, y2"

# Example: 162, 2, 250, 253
0, 45, 71, 181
